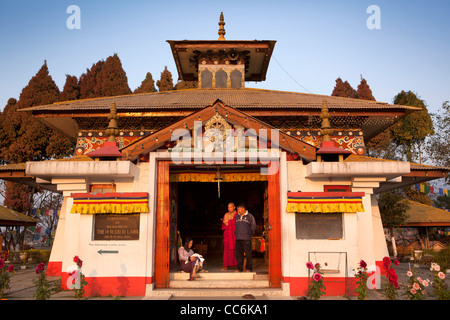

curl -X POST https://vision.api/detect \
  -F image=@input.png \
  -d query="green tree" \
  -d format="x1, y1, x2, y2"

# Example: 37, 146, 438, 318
156, 66, 174, 92
134, 72, 157, 94
378, 191, 410, 257
390, 91, 434, 163
427, 101, 450, 179
94, 53, 131, 97
434, 195, 450, 210
0, 63, 74, 217
78, 60, 104, 99
59, 75, 80, 101
16, 61, 60, 110
331, 77, 357, 98
174, 80, 197, 90
356, 76, 375, 101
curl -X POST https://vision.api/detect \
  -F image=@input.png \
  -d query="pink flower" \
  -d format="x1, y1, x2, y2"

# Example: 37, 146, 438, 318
8, 265, 14, 273
413, 282, 420, 290
435, 265, 441, 272
314, 263, 321, 269
306, 262, 314, 270
422, 280, 429, 287
0, 259, 4, 269
417, 277, 422, 283
410, 289, 416, 295
438, 272, 445, 280
407, 271, 413, 277
313, 273, 322, 282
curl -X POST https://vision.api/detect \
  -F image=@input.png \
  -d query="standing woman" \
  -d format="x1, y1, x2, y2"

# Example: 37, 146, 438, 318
178, 237, 201, 280
221, 203, 237, 271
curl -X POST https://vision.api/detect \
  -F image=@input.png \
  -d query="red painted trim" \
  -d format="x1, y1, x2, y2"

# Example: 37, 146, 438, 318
46, 261, 62, 277
71, 192, 149, 198
284, 276, 357, 296
324, 185, 351, 192
287, 192, 365, 198
60, 272, 150, 296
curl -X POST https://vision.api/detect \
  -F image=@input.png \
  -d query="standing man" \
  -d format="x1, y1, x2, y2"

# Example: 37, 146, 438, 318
234, 203, 256, 272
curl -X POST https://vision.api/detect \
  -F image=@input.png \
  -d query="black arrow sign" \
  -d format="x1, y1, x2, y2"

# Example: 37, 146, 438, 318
97, 249, 119, 255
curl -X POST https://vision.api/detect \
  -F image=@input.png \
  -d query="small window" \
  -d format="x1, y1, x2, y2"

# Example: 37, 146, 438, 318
215, 70, 227, 88
324, 185, 350, 193
90, 184, 116, 194
201, 70, 213, 88
230, 70, 242, 88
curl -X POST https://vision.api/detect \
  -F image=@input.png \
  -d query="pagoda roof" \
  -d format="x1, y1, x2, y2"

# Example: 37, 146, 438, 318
166, 40, 276, 82
0, 205, 38, 227
402, 200, 450, 227
21, 88, 420, 114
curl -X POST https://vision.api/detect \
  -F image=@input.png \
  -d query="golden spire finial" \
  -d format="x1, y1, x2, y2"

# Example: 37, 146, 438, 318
218, 12, 226, 41
320, 100, 332, 142
105, 102, 119, 143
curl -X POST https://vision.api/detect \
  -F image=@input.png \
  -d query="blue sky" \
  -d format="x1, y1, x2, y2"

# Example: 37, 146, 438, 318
0, 0, 449, 115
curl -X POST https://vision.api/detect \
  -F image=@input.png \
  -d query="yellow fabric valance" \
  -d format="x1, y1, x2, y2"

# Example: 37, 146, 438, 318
70, 192, 149, 215
169, 171, 267, 183
287, 192, 365, 214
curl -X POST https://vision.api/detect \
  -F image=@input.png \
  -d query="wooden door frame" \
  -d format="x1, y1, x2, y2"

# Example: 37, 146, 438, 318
153, 159, 282, 289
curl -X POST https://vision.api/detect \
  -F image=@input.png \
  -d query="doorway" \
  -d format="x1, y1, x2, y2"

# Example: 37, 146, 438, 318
154, 161, 281, 288
175, 181, 268, 272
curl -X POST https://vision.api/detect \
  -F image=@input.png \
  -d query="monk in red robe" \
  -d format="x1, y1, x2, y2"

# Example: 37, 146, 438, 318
221, 202, 237, 270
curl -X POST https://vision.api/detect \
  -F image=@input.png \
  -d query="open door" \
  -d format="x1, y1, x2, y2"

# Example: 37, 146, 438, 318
169, 182, 178, 268
154, 161, 170, 288
268, 165, 282, 287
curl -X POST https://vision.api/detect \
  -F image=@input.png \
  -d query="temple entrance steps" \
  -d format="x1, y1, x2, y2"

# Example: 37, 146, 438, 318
146, 271, 286, 298
169, 271, 269, 289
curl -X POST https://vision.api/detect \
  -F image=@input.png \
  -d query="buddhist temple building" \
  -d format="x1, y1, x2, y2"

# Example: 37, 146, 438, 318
1, 13, 448, 298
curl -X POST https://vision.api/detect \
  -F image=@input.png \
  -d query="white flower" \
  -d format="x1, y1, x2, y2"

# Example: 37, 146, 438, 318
435, 265, 441, 272
422, 280, 429, 287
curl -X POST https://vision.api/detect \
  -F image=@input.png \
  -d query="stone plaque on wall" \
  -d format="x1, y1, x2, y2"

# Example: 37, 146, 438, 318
93, 214, 140, 240
295, 213, 343, 240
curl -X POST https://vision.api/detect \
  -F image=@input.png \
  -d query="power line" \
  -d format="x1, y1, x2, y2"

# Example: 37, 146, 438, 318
272, 55, 313, 94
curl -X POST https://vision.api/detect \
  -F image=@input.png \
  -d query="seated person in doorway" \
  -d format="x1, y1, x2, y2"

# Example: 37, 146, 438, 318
234, 203, 256, 272
221, 202, 237, 271
178, 237, 204, 280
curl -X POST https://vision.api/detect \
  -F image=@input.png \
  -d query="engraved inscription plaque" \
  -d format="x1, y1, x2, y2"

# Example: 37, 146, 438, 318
295, 213, 343, 240
93, 214, 140, 240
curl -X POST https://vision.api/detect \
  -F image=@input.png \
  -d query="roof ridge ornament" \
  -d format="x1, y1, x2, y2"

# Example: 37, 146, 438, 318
105, 102, 119, 143
218, 12, 226, 41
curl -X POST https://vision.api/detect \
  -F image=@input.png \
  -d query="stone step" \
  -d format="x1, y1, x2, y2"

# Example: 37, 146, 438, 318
169, 279, 269, 289
148, 287, 285, 297
170, 271, 268, 281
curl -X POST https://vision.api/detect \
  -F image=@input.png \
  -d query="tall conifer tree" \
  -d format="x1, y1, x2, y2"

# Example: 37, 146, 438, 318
156, 66, 174, 92
134, 72, 157, 93
59, 75, 80, 101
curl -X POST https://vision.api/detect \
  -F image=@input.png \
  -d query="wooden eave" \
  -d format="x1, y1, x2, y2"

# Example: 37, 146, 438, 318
121, 100, 317, 162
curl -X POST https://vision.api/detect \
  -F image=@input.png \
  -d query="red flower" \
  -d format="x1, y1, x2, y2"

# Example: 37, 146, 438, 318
35, 262, 45, 274
73, 255, 83, 268
359, 260, 367, 269
8, 265, 14, 273
314, 263, 321, 270
382, 257, 391, 270
394, 259, 400, 266
306, 262, 314, 270
313, 273, 322, 282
